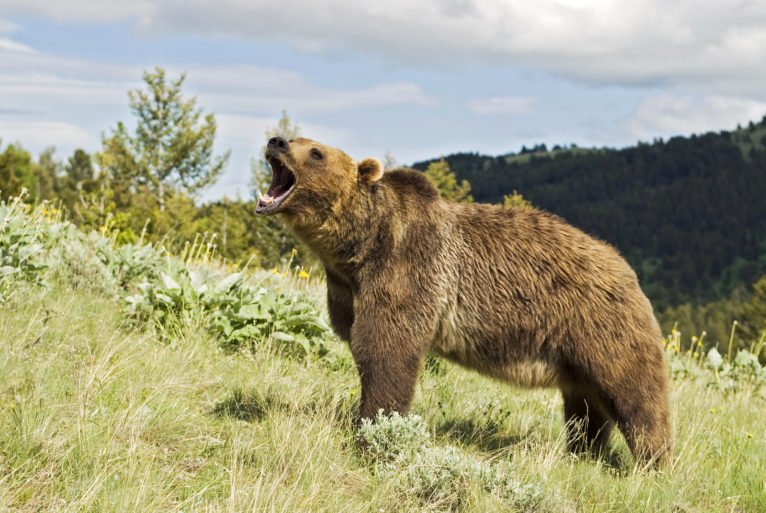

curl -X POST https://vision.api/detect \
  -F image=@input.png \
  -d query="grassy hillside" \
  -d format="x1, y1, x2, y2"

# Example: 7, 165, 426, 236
2, 199, 766, 512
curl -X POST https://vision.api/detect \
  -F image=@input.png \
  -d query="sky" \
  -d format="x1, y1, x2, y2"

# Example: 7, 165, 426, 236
1, 1, 766, 200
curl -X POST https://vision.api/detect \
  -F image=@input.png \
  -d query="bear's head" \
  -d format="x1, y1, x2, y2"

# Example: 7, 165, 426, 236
255, 137, 383, 224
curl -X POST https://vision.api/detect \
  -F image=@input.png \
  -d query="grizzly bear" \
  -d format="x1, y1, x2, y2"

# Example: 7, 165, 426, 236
256, 136, 671, 466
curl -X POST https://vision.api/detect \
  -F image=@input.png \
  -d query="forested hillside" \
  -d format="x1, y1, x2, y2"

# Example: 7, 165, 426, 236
414, 119, 766, 314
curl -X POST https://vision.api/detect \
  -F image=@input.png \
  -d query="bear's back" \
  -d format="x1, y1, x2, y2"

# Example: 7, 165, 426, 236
431, 201, 654, 371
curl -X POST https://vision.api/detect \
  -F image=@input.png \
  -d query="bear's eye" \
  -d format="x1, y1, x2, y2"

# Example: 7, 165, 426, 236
310, 148, 323, 161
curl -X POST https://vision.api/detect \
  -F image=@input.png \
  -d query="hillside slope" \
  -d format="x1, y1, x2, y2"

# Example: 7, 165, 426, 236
3, 273, 766, 512
2, 198, 766, 512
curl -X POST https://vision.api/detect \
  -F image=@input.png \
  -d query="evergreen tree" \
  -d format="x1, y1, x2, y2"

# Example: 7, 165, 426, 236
738, 275, 766, 343
58, 149, 109, 225
65, 149, 96, 186
35, 147, 57, 202
502, 190, 533, 209
0, 143, 26, 201
0, 144, 54, 203
424, 159, 472, 203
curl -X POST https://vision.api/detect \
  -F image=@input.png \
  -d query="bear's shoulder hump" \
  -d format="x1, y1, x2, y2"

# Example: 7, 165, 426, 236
381, 168, 439, 201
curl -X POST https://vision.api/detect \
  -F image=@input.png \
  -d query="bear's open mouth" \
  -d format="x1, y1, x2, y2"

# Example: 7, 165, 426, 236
256, 156, 297, 214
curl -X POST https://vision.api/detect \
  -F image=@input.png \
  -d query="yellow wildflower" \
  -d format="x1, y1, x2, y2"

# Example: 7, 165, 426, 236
272, 266, 279, 275
298, 270, 310, 279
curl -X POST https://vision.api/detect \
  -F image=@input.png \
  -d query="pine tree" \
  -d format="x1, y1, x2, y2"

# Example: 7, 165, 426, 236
424, 159, 473, 203
738, 275, 766, 343
502, 190, 533, 209
0, 144, 54, 203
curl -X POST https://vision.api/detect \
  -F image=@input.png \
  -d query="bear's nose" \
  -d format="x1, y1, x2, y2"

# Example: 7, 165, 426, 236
267, 136, 289, 153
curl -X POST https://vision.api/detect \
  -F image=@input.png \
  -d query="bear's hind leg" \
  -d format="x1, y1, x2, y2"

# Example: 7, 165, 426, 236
581, 352, 672, 467
612, 394, 671, 468
562, 390, 614, 457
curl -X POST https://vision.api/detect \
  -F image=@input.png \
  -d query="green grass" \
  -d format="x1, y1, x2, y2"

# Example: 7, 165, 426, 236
502, 147, 603, 166
1, 282, 765, 512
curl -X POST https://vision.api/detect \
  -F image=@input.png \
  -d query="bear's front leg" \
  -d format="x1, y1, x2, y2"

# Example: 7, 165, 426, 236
349, 289, 434, 419
353, 347, 424, 418
325, 270, 354, 342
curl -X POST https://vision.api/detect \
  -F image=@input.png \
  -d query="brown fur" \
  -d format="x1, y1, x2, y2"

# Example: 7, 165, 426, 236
259, 137, 672, 466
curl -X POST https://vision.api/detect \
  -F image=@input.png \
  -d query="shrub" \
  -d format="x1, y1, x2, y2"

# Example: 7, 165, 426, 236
100, 240, 165, 289
358, 411, 431, 466
0, 194, 333, 362
0, 199, 47, 300
125, 261, 332, 359
396, 447, 542, 510
41, 222, 117, 294
665, 329, 766, 396
358, 411, 542, 510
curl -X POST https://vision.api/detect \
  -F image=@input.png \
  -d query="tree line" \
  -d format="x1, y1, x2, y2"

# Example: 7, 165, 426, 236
1, 68, 309, 269
0, 67, 484, 271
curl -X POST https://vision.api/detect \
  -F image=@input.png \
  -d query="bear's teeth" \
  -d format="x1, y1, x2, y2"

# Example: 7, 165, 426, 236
260, 194, 274, 205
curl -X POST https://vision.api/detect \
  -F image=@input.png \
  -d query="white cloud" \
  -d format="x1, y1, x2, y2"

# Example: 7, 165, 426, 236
216, 114, 349, 149
183, 67, 433, 115
0, 2, 155, 24
0, 119, 97, 150
467, 96, 534, 115
0, 33, 431, 200
3, 1, 766, 94
0, 18, 20, 34
626, 94, 766, 141
0, 37, 34, 53
0, 35, 433, 122
0, 31, 433, 139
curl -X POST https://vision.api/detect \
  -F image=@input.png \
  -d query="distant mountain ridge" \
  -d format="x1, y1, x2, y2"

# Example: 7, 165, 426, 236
413, 117, 766, 309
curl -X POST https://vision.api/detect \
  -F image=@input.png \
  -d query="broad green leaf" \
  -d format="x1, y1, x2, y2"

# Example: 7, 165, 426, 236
215, 272, 243, 294
160, 272, 182, 291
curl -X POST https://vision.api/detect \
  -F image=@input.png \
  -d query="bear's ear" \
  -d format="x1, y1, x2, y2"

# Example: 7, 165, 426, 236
357, 157, 384, 183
